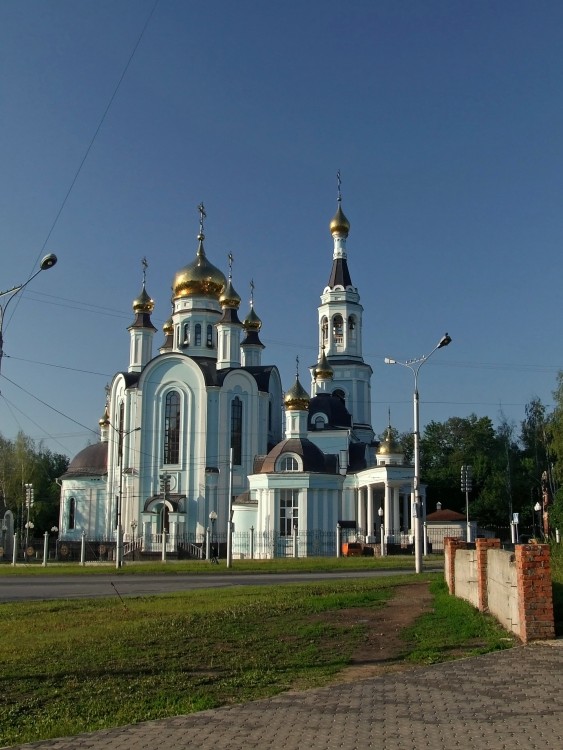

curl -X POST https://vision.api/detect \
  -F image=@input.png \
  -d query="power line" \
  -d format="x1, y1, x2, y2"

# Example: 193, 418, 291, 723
6, 0, 161, 332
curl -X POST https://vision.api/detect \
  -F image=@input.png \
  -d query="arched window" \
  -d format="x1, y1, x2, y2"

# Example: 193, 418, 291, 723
314, 415, 325, 430
333, 314, 343, 343
206, 324, 213, 348
348, 315, 357, 341
195, 323, 202, 346
279, 455, 298, 472
183, 322, 190, 346
68, 497, 76, 530
231, 397, 243, 466
280, 489, 298, 536
163, 391, 181, 465
321, 316, 328, 344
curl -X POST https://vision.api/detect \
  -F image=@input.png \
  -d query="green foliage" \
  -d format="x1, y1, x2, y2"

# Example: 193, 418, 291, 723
0, 430, 68, 534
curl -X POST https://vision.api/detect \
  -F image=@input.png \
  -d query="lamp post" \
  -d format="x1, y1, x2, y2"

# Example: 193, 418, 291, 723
385, 333, 452, 574
209, 510, 218, 563
378, 506, 385, 557
0, 254, 58, 382
131, 520, 137, 561
115, 426, 140, 569
24, 521, 34, 557
534, 501, 542, 540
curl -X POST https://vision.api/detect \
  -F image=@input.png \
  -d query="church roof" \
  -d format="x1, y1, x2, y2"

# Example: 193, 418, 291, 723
254, 438, 338, 474
61, 442, 108, 479
327, 257, 353, 289
308, 392, 352, 429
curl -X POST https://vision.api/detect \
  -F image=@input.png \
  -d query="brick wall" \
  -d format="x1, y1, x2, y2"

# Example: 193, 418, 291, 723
444, 537, 554, 643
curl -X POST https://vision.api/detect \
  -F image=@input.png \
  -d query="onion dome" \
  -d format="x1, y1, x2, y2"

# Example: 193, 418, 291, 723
163, 316, 173, 334
132, 284, 154, 314
329, 202, 350, 237
173, 234, 227, 300
284, 376, 310, 411
220, 278, 241, 308
98, 404, 110, 427
377, 425, 400, 455
313, 348, 333, 380
243, 305, 262, 331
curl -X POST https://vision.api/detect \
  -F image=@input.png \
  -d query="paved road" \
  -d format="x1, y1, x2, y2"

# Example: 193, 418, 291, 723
4, 639, 562, 750
0, 569, 430, 602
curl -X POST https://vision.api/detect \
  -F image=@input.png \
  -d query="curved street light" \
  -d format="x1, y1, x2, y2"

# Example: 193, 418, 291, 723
0, 254, 58, 379
384, 333, 452, 573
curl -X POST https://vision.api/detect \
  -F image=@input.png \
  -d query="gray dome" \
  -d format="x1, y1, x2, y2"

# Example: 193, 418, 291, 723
61, 442, 108, 478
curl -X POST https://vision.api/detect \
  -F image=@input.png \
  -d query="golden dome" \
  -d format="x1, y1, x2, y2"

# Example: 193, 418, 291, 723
133, 285, 154, 314
243, 306, 262, 331
220, 278, 241, 308
99, 404, 110, 427
378, 426, 400, 455
172, 235, 227, 300
329, 202, 350, 237
313, 348, 333, 380
163, 316, 173, 334
284, 377, 310, 411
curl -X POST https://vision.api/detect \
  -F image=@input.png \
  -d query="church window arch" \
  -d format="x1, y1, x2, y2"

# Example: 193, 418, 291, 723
68, 496, 76, 530
163, 391, 181, 465
348, 315, 357, 341
314, 415, 326, 430
206, 324, 214, 348
195, 323, 202, 346
333, 314, 343, 343
231, 397, 243, 466
183, 322, 190, 346
278, 455, 299, 472
321, 316, 328, 345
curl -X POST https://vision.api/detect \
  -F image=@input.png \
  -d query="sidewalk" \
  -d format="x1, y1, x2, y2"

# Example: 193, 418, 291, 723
6, 640, 563, 750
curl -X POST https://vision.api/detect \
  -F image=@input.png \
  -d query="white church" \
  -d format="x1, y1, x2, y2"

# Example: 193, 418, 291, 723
58, 192, 419, 559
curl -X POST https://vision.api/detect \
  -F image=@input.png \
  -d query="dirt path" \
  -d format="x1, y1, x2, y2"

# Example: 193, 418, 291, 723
325, 580, 434, 682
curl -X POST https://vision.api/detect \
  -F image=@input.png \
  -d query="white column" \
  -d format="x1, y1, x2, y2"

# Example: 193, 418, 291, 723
384, 482, 392, 539
393, 487, 400, 537
367, 485, 374, 540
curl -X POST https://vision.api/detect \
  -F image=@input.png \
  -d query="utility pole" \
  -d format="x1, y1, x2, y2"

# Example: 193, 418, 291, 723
461, 465, 472, 542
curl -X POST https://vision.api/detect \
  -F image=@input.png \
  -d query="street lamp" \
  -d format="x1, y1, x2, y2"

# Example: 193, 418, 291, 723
378, 506, 385, 557
115, 425, 141, 569
209, 510, 218, 563
24, 521, 34, 560
131, 520, 137, 561
534, 501, 542, 540
0, 254, 58, 380
385, 333, 452, 574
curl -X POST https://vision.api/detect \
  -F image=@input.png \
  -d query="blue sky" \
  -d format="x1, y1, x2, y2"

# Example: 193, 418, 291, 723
1, 0, 563, 458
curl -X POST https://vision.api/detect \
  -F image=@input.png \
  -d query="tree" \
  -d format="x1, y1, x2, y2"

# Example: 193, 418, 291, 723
0, 431, 68, 535
420, 414, 525, 527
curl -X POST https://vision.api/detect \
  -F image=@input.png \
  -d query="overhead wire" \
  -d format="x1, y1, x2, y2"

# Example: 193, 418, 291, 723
5, 0, 161, 332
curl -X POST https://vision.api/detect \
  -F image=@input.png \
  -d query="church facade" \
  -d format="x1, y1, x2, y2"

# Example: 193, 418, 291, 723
58, 195, 418, 558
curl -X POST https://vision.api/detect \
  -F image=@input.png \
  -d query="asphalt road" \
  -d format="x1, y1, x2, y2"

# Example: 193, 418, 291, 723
0, 569, 423, 602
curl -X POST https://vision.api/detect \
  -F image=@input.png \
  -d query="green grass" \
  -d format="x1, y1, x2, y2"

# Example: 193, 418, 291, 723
0, 554, 442, 576
0, 572, 511, 747
401, 578, 517, 664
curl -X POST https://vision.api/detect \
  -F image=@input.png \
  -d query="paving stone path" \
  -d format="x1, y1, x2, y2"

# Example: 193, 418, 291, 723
6, 639, 562, 750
